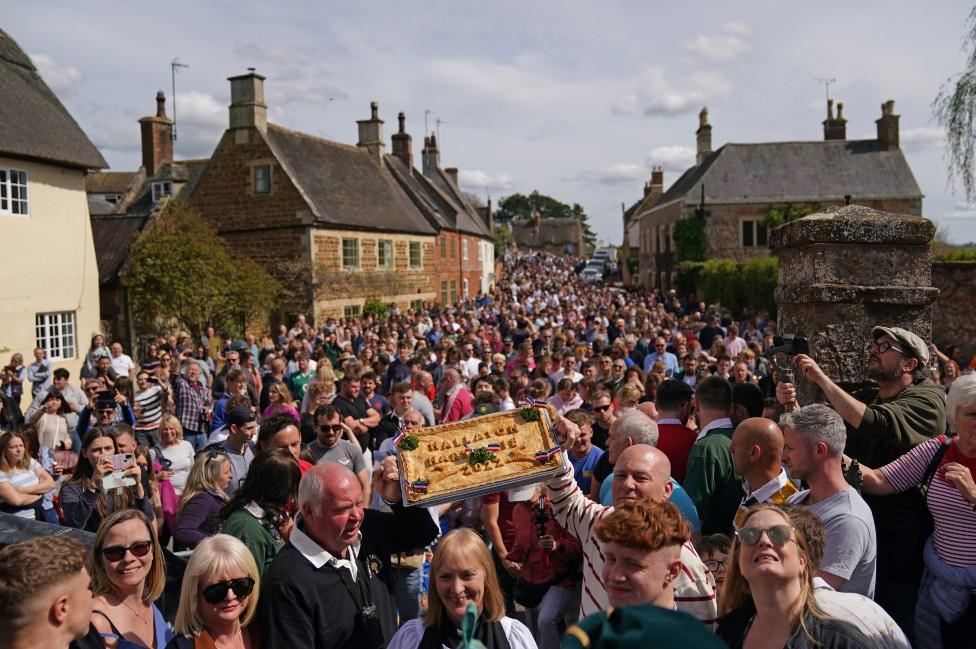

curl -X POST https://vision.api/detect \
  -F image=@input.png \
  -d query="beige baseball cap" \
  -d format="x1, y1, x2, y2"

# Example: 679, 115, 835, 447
871, 326, 929, 364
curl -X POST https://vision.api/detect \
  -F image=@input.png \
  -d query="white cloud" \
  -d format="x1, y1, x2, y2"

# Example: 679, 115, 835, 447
31, 53, 83, 94
647, 145, 695, 173
721, 21, 752, 36
685, 34, 751, 62
459, 169, 513, 193
566, 163, 648, 186
426, 58, 580, 110
176, 90, 226, 129
943, 202, 976, 219
900, 127, 944, 151
89, 120, 140, 154
628, 68, 731, 117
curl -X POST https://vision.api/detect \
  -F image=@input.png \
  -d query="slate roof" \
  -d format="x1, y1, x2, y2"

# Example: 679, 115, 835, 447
0, 29, 107, 169
87, 172, 137, 195
424, 167, 492, 237
90, 214, 150, 284
654, 140, 922, 208
385, 156, 492, 238
263, 124, 436, 235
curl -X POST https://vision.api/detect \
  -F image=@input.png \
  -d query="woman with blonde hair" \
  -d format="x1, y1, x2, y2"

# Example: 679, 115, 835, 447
262, 381, 299, 423
173, 451, 233, 550
167, 534, 260, 649
88, 509, 173, 649
614, 384, 642, 411
717, 504, 871, 648
156, 416, 194, 495
388, 528, 536, 649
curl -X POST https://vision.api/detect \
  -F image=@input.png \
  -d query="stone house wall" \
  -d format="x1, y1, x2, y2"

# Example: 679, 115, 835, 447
931, 261, 976, 364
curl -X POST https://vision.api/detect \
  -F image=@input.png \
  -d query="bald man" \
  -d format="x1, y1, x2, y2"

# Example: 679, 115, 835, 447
729, 417, 798, 529
261, 457, 439, 649
547, 416, 716, 626
438, 368, 473, 423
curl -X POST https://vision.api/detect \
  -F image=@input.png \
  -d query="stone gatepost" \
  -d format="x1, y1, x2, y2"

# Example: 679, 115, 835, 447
771, 205, 937, 401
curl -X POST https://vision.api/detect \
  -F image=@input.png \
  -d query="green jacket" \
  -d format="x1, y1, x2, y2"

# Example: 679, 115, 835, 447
684, 426, 740, 535
845, 379, 947, 467
221, 508, 284, 579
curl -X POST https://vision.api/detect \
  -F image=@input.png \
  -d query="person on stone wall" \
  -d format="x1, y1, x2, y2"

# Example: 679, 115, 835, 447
776, 325, 946, 637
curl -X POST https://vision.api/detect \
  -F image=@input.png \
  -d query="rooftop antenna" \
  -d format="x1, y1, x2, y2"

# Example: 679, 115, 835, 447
436, 117, 448, 145
814, 77, 836, 105
171, 58, 190, 141
424, 110, 432, 139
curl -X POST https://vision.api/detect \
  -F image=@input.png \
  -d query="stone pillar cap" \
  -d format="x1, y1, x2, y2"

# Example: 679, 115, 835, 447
771, 204, 934, 249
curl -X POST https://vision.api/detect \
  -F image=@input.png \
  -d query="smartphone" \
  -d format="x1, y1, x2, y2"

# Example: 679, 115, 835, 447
108, 453, 135, 472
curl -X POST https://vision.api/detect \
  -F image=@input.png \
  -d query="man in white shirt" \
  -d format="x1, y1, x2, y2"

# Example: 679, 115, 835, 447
109, 343, 136, 380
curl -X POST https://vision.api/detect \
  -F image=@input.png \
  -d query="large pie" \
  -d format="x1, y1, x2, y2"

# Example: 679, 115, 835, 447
397, 405, 563, 505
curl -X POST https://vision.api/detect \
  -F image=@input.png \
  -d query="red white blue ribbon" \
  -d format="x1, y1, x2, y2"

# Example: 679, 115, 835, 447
535, 446, 561, 462
411, 480, 430, 493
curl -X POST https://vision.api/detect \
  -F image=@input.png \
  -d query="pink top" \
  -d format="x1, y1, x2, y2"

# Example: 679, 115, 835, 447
261, 404, 301, 424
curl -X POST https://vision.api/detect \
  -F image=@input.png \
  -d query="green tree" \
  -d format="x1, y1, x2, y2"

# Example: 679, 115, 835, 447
492, 223, 512, 258
123, 203, 280, 340
494, 191, 597, 249
934, 6, 976, 199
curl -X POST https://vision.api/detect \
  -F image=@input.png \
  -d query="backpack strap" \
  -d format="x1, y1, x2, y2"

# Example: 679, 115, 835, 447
921, 435, 955, 495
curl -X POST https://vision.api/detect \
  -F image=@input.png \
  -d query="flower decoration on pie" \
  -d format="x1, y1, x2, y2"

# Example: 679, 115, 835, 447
519, 407, 540, 422
468, 446, 497, 465
398, 435, 420, 451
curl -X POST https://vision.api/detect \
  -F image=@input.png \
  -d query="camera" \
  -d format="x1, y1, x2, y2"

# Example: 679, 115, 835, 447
763, 335, 809, 384
534, 496, 549, 537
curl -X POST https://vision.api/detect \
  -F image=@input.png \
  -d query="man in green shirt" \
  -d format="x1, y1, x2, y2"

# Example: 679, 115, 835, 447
684, 376, 740, 535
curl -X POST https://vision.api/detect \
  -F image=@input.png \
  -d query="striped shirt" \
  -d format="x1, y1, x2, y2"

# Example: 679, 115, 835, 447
134, 384, 165, 431
0, 459, 40, 518
880, 436, 976, 568
546, 456, 717, 625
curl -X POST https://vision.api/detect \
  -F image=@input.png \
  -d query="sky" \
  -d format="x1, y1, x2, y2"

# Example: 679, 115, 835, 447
8, 1, 976, 244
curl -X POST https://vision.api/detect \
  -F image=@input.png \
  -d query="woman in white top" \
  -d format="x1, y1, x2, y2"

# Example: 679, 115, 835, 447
388, 528, 537, 649
27, 389, 72, 451
156, 415, 195, 495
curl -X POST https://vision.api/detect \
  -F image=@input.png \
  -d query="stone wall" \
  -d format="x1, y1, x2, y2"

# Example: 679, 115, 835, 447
772, 204, 936, 402
931, 261, 976, 364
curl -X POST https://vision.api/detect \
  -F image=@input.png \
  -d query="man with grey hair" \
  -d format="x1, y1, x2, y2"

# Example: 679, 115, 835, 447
783, 404, 877, 599
261, 457, 439, 649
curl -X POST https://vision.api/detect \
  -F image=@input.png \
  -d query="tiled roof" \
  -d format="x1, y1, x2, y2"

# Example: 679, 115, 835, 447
87, 172, 137, 195
655, 139, 922, 208
0, 29, 107, 169
263, 124, 436, 235
90, 214, 149, 284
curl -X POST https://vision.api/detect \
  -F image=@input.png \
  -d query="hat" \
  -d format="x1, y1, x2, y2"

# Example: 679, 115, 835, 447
225, 406, 255, 427
871, 326, 929, 364
506, 483, 538, 502
563, 605, 725, 649
94, 392, 117, 411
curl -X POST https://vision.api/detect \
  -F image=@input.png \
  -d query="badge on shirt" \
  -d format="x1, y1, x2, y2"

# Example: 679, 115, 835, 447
367, 554, 382, 578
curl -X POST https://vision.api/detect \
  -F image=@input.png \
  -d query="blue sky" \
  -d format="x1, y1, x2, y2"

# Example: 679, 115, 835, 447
8, 1, 976, 243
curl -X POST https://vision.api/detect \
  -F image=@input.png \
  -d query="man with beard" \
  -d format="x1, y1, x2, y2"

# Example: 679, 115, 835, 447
777, 326, 945, 636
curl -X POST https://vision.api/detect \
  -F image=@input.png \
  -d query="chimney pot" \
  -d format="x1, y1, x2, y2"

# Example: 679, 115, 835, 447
422, 133, 441, 176
228, 69, 268, 132
139, 91, 173, 176
876, 98, 900, 149
696, 106, 712, 165
823, 98, 847, 141
357, 101, 386, 160
391, 111, 413, 170
155, 90, 167, 118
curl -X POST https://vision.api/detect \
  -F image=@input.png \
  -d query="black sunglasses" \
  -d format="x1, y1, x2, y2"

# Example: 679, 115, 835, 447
200, 577, 255, 604
206, 450, 228, 463
735, 524, 794, 546
319, 424, 344, 433
593, 404, 612, 413
101, 540, 153, 562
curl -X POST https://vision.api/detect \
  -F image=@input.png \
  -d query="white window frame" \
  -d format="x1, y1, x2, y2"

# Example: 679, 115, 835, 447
462, 238, 469, 261
462, 277, 469, 298
409, 242, 422, 269
35, 311, 76, 361
342, 238, 360, 269
477, 241, 483, 261
0, 168, 29, 216
151, 181, 173, 203
343, 304, 361, 318
378, 239, 394, 269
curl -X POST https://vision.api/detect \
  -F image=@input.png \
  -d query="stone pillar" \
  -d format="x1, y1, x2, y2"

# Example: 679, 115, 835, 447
771, 205, 937, 401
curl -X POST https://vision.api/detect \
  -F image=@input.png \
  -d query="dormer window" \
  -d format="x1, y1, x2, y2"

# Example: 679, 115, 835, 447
151, 181, 172, 203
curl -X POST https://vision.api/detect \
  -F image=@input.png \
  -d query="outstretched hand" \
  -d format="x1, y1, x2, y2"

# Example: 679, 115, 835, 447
378, 455, 403, 505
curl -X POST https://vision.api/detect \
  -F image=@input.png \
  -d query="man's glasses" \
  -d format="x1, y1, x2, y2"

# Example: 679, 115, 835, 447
97, 408, 115, 414
869, 340, 905, 355
85, 386, 100, 393
592, 404, 612, 413
200, 577, 255, 604
735, 524, 794, 546
319, 424, 344, 433
704, 559, 726, 573
101, 540, 153, 562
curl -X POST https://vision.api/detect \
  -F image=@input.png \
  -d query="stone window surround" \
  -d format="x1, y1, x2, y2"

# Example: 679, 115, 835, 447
247, 159, 275, 196
378, 239, 394, 269
151, 180, 173, 203
741, 219, 768, 248
0, 167, 29, 216
341, 237, 360, 269
409, 241, 422, 269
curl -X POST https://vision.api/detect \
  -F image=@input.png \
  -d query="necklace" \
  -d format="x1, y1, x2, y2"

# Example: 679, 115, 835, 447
119, 597, 150, 626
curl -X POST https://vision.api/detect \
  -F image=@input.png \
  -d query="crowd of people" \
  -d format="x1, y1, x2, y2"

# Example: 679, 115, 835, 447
0, 250, 973, 649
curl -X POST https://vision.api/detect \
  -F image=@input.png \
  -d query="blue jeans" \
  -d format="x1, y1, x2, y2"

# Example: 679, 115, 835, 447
42, 507, 60, 525
394, 565, 423, 624
184, 431, 207, 451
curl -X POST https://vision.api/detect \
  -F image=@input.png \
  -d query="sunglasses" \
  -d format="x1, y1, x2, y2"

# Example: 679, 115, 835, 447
206, 450, 228, 463
319, 424, 344, 433
593, 404, 612, 413
735, 524, 794, 546
101, 540, 153, 562
200, 577, 255, 604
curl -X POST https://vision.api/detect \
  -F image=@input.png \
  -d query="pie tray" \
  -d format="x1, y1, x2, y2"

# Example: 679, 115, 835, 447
396, 404, 565, 507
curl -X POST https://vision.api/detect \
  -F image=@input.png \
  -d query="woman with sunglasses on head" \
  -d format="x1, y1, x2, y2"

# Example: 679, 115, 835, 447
88, 509, 174, 649
167, 535, 260, 649
717, 504, 871, 648
0, 430, 55, 520
59, 427, 153, 533
173, 451, 232, 551
219, 449, 301, 579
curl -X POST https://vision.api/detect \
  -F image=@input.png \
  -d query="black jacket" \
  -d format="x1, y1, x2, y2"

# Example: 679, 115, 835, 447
717, 603, 873, 649
260, 503, 439, 649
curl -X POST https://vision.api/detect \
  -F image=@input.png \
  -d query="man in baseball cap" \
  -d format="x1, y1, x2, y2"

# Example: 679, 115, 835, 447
775, 323, 946, 635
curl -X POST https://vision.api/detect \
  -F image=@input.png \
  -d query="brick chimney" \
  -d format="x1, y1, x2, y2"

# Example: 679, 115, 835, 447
696, 107, 712, 165
876, 99, 900, 149
357, 101, 385, 160
391, 112, 413, 170
422, 133, 441, 176
823, 99, 847, 141
444, 167, 459, 186
228, 69, 267, 132
644, 166, 664, 200
138, 90, 173, 176
479, 196, 493, 232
